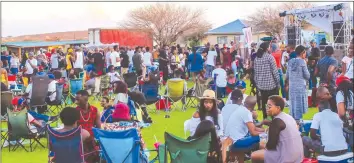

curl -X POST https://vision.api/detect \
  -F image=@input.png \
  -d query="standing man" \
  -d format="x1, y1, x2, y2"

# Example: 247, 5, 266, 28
111, 45, 121, 73
159, 45, 169, 83
308, 40, 321, 106
212, 62, 227, 98
127, 46, 135, 72
92, 48, 105, 76
120, 47, 129, 75
73, 46, 84, 77
143, 47, 153, 75
50, 49, 59, 71
132, 46, 144, 76
315, 46, 338, 111
24, 52, 38, 80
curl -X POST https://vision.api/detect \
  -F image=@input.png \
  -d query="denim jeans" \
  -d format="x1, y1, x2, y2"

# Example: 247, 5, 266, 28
28, 110, 50, 122
216, 87, 226, 98
278, 69, 285, 98
205, 65, 214, 78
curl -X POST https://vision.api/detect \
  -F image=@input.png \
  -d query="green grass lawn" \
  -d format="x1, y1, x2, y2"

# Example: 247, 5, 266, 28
1, 80, 318, 163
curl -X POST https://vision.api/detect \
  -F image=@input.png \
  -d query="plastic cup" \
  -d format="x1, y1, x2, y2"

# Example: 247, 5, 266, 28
154, 142, 160, 149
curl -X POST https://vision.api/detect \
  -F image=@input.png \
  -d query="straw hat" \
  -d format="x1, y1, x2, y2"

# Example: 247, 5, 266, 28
200, 90, 216, 100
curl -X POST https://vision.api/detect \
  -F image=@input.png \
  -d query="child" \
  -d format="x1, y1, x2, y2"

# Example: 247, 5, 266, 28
226, 70, 237, 95
226, 80, 248, 105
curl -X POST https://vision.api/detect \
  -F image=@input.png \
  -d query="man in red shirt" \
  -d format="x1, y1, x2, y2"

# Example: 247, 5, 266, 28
271, 43, 286, 99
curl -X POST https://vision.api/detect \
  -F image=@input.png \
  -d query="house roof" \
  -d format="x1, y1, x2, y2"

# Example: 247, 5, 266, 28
2, 40, 89, 48
206, 19, 249, 35
1, 31, 88, 43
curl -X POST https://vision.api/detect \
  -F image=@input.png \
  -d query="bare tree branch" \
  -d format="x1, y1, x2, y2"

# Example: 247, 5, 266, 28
247, 2, 314, 40
120, 3, 211, 47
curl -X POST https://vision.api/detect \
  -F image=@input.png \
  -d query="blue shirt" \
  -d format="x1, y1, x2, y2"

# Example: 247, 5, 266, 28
289, 51, 297, 60
101, 106, 114, 123
316, 56, 338, 87
188, 53, 203, 72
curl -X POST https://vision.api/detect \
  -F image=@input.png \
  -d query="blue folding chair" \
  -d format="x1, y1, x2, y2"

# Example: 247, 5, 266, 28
92, 128, 148, 163
47, 125, 84, 163
141, 83, 160, 112
65, 79, 83, 105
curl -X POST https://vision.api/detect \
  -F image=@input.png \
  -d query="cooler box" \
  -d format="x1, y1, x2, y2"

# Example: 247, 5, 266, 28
318, 152, 353, 163
155, 99, 171, 110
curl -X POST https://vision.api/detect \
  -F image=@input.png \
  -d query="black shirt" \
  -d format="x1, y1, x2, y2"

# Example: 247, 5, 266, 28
120, 52, 129, 68
159, 50, 168, 68
92, 52, 104, 68
132, 53, 142, 71
1, 82, 8, 92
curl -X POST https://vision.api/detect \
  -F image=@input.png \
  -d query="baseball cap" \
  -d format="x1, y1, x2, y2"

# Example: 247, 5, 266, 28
336, 75, 351, 86
236, 80, 246, 89
230, 89, 243, 101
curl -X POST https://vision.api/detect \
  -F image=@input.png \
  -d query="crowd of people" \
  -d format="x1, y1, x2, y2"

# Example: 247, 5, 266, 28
1, 31, 353, 163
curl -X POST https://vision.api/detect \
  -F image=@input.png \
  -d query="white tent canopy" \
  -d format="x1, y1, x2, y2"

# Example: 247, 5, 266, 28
284, 3, 352, 35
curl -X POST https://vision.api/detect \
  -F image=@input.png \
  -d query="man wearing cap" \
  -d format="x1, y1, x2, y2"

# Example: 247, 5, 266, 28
226, 80, 248, 105
221, 90, 264, 163
24, 52, 38, 80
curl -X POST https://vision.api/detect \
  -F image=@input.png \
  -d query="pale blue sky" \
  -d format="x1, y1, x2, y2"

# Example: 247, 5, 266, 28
1, 1, 353, 37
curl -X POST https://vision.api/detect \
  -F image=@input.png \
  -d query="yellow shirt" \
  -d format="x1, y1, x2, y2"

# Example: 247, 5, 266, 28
66, 53, 73, 70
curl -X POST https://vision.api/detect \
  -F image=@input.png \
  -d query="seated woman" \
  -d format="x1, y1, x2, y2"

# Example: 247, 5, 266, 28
100, 97, 114, 123
112, 103, 131, 122
113, 81, 129, 104
188, 120, 221, 163
185, 90, 224, 137
336, 76, 353, 149
251, 95, 304, 163
106, 65, 120, 83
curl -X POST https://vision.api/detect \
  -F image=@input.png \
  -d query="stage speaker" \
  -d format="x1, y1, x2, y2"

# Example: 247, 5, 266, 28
332, 21, 344, 43
287, 26, 296, 46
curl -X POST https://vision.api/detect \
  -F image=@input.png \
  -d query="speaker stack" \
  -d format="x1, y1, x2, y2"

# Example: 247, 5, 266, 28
287, 26, 296, 46
332, 21, 344, 44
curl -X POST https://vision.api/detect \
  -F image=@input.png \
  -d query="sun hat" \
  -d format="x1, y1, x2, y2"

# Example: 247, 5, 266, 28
112, 103, 130, 120
336, 75, 351, 86
200, 90, 216, 100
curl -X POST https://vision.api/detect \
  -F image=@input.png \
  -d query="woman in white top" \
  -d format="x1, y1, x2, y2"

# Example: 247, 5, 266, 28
10, 52, 20, 75
185, 90, 224, 137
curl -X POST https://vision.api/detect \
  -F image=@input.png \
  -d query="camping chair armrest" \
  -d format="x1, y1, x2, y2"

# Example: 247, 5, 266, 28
158, 144, 166, 163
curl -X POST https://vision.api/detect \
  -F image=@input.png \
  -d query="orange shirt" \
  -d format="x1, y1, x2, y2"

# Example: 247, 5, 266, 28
272, 50, 282, 68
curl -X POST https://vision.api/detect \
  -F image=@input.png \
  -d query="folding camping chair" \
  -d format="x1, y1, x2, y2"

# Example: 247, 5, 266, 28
141, 83, 160, 113
92, 128, 149, 163
99, 74, 111, 98
123, 72, 138, 89
164, 78, 187, 112
65, 79, 83, 105
48, 83, 65, 114
47, 125, 85, 163
30, 75, 49, 113
1, 91, 13, 115
7, 109, 46, 152
158, 132, 211, 163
